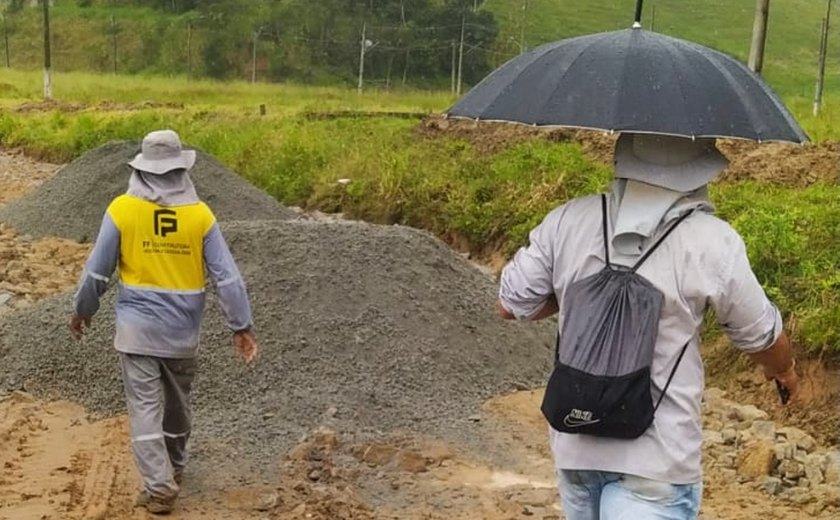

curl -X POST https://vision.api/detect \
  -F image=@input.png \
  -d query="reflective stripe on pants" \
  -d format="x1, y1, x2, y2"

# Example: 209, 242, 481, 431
120, 353, 196, 499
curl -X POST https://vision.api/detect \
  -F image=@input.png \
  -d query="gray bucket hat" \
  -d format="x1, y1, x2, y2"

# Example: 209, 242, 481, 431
614, 133, 729, 192
128, 130, 196, 175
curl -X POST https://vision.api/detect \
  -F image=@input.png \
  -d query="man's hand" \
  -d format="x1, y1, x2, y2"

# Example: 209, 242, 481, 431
233, 329, 258, 364
763, 361, 800, 404
69, 314, 92, 340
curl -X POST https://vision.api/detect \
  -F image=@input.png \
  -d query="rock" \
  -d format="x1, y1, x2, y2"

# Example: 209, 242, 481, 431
722, 429, 738, 445
794, 449, 809, 464
738, 441, 776, 478
805, 454, 826, 485
307, 469, 322, 482
760, 476, 783, 495
812, 484, 840, 508
253, 491, 280, 512
798, 478, 811, 489
703, 430, 724, 446
773, 441, 795, 462
0, 292, 13, 307
824, 452, 840, 484
396, 451, 429, 473
703, 387, 728, 403
360, 444, 399, 467
777, 427, 817, 453
508, 487, 557, 508
730, 404, 769, 423
779, 459, 805, 480
738, 431, 753, 443
750, 420, 776, 440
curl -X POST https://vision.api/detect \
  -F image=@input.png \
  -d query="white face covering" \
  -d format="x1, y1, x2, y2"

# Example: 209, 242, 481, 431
610, 134, 727, 258
126, 168, 200, 207
612, 180, 686, 256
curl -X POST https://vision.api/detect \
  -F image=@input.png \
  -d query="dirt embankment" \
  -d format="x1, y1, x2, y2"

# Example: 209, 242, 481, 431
418, 116, 840, 187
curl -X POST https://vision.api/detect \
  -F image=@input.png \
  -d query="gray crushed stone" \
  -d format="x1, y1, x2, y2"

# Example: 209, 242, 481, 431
0, 141, 296, 242
0, 219, 554, 479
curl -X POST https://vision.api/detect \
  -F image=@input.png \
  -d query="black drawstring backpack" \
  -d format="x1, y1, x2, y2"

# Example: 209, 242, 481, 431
541, 194, 692, 439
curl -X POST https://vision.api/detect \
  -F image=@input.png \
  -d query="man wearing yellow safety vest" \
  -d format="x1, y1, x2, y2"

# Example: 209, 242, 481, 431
69, 130, 258, 515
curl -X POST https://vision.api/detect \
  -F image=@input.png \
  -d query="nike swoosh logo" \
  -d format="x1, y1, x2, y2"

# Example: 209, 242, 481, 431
563, 416, 602, 428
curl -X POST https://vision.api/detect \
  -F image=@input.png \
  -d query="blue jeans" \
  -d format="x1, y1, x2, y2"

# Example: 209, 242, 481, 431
557, 470, 702, 520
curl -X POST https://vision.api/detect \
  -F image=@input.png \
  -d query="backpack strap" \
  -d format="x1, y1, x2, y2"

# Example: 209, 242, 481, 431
653, 341, 690, 412
600, 194, 612, 269
630, 209, 694, 273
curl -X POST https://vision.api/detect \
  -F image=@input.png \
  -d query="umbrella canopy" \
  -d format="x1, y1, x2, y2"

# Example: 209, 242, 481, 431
447, 28, 808, 144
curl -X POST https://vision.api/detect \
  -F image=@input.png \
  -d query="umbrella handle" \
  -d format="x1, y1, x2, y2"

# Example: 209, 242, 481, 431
634, 0, 644, 26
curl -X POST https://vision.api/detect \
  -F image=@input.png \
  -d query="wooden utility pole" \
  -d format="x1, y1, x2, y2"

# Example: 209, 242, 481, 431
451, 40, 456, 94
357, 21, 367, 94
42, 0, 52, 99
748, 0, 770, 74
813, 0, 833, 115
457, 15, 465, 95
2, 14, 9, 68
251, 30, 258, 83
519, 0, 528, 53
186, 21, 192, 80
110, 14, 118, 74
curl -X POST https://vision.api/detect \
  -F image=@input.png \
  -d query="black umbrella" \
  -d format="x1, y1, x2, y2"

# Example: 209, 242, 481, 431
447, 14, 808, 143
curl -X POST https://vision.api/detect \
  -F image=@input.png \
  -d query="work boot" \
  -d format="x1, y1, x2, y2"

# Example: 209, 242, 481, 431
135, 491, 176, 515
173, 468, 184, 486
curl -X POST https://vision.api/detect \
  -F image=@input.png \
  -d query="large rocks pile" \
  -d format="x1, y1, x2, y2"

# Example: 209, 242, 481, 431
0, 219, 554, 484
703, 388, 840, 516
0, 141, 296, 242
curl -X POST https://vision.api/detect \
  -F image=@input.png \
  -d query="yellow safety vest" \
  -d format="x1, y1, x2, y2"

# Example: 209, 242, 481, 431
107, 195, 216, 292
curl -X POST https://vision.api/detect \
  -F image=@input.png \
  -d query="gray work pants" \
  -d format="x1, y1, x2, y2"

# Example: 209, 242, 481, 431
119, 353, 196, 499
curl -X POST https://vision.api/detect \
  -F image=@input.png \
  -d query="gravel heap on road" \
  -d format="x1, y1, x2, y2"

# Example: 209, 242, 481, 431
0, 141, 296, 242
0, 219, 553, 476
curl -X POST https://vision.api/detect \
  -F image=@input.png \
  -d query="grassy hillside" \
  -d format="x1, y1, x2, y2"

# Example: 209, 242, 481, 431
0, 1, 836, 102
486, 0, 837, 99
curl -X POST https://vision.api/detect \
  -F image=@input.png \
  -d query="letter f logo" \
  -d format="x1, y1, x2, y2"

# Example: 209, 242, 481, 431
154, 209, 178, 237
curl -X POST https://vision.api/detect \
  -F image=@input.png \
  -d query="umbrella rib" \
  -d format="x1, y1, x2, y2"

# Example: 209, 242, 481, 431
661, 38, 693, 138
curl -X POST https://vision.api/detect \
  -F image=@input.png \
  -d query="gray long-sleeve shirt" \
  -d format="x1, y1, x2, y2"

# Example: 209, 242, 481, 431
74, 195, 252, 359
499, 193, 781, 484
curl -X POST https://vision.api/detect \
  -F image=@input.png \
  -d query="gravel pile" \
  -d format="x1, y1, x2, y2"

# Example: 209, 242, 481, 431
0, 219, 553, 476
0, 141, 296, 242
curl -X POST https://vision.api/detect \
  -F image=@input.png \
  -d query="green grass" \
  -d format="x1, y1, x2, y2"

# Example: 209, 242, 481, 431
0, 71, 837, 355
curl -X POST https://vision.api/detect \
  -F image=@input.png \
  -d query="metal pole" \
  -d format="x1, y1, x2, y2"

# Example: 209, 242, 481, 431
457, 15, 465, 95
634, 0, 645, 26
748, 0, 771, 74
42, 0, 52, 99
357, 21, 366, 94
813, 0, 833, 115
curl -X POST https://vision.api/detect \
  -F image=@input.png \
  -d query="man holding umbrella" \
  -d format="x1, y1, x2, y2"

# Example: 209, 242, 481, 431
69, 130, 258, 514
448, 4, 806, 518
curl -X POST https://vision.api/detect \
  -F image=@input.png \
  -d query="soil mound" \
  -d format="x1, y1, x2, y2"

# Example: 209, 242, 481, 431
0, 141, 296, 242
718, 140, 839, 187
0, 219, 553, 474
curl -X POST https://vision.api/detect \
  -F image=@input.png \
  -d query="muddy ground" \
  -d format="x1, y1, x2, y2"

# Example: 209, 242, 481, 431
0, 146, 838, 520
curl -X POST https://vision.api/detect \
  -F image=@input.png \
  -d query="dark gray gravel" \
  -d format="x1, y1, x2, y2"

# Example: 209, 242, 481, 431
0, 141, 296, 242
0, 219, 553, 481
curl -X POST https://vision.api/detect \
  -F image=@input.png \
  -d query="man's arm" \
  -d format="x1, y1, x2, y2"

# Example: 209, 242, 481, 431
71, 213, 120, 339
711, 231, 799, 402
497, 208, 562, 321
204, 223, 257, 363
